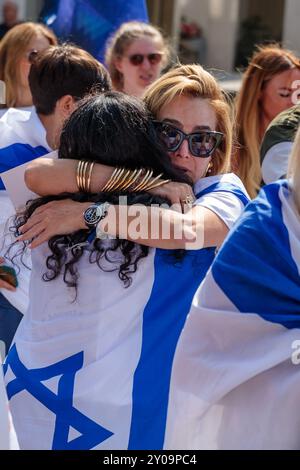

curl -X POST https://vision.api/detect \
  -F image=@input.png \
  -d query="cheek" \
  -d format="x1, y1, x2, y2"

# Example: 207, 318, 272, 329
195, 157, 211, 178
151, 63, 162, 77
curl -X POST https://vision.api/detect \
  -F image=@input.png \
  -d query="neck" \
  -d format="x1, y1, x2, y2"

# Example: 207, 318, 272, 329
123, 82, 144, 99
15, 85, 32, 108
38, 113, 57, 150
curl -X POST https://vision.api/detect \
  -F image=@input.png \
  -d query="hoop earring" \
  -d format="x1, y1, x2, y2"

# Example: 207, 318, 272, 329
205, 162, 213, 176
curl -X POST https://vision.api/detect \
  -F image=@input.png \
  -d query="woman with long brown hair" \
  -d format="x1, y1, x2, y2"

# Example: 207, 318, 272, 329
235, 44, 300, 198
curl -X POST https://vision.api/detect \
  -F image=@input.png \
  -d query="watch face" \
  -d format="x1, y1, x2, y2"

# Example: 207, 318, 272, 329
84, 205, 102, 227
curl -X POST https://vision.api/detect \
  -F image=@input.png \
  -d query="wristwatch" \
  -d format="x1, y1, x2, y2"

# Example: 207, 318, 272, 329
83, 202, 110, 229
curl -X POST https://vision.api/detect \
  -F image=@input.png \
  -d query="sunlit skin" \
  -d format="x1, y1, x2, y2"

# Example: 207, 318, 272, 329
157, 95, 217, 183
115, 36, 164, 98
260, 67, 300, 137
18, 34, 52, 107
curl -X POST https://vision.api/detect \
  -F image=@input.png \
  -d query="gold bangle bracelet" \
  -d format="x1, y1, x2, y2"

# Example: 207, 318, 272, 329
101, 167, 119, 192
126, 169, 144, 191
143, 173, 163, 190
77, 160, 85, 192
107, 167, 126, 192
119, 169, 139, 191
76, 161, 82, 191
86, 162, 95, 193
136, 169, 154, 191
81, 161, 89, 192
145, 179, 171, 191
102, 167, 122, 192
133, 169, 152, 192
113, 169, 132, 191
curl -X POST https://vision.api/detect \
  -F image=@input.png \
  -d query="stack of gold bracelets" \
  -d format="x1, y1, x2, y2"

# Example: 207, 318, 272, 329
76, 161, 171, 193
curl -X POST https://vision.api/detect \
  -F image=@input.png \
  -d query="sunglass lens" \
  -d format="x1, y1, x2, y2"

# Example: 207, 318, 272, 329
130, 54, 144, 65
191, 133, 217, 157
148, 53, 162, 65
160, 126, 182, 150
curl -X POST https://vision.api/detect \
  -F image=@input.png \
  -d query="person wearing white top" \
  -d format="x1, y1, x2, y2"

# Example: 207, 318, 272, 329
0, 44, 111, 356
0, 365, 18, 450
9, 67, 249, 450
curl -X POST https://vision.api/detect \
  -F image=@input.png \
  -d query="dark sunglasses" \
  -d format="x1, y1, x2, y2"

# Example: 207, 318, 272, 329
128, 53, 163, 66
154, 121, 223, 158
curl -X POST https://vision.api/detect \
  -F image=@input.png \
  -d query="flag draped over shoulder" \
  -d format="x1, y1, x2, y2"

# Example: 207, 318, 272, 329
165, 181, 300, 450
41, 0, 148, 62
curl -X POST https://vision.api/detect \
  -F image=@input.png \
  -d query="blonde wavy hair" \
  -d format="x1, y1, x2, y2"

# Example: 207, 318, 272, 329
143, 64, 232, 176
288, 126, 300, 214
105, 21, 170, 92
235, 44, 300, 199
0, 22, 57, 108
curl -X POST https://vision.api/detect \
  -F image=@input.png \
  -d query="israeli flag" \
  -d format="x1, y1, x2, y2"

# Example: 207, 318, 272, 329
41, 0, 148, 62
165, 180, 300, 450
4, 176, 249, 450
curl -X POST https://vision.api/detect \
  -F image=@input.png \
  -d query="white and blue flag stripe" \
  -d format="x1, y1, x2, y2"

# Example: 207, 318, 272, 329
4, 174, 249, 449
165, 180, 300, 450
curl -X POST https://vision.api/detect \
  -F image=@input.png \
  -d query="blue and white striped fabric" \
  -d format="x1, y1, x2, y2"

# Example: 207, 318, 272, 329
0, 368, 18, 449
4, 175, 249, 450
0, 107, 51, 313
165, 180, 300, 450
41, 0, 148, 63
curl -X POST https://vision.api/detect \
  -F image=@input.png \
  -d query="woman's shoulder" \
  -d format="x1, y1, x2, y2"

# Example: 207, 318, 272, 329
194, 173, 246, 192
231, 179, 293, 234
194, 173, 250, 205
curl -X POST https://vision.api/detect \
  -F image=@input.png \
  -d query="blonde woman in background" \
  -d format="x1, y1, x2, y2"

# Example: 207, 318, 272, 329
0, 22, 57, 111
105, 21, 170, 98
235, 44, 300, 198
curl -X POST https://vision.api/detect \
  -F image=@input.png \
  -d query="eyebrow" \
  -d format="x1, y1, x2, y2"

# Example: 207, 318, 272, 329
162, 118, 212, 131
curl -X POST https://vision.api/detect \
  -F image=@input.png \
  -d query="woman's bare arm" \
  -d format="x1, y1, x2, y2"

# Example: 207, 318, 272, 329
24, 157, 195, 207
25, 158, 114, 195
18, 199, 228, 250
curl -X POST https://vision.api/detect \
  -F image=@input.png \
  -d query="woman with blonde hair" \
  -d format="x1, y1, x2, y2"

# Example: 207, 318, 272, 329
165, 127, 300, 450
11, 65, 249, 449
235, 44, 300, 198
105, 21, 170, 98
0, 22, 57, 110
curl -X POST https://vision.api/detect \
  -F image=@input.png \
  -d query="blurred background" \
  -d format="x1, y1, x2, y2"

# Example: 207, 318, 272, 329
1, 0, 299, 75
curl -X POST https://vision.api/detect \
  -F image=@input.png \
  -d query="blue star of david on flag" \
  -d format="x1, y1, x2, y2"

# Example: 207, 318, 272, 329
40, 0, 149, 63
4, 345, 113, 450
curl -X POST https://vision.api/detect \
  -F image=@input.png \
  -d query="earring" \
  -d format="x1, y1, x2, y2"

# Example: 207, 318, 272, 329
205, 162, 213, 176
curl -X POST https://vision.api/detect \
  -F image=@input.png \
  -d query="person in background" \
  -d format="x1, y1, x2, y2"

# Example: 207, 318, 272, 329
0, 22, 57, 111
260, 104, 300, 185
0, 1, 20, 40
165, 126, 300, 450
0, 44, 111, 357
105, 21, 169, 98
235, 44, 300, 198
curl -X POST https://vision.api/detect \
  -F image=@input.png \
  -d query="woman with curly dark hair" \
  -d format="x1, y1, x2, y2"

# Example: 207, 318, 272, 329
4, 90, 192, 450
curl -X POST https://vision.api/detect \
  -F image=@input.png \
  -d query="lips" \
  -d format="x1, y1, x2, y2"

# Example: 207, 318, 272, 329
139, 74, 153, 84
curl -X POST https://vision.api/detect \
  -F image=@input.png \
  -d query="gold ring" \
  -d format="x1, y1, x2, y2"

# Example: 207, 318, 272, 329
183, 195, 194, 205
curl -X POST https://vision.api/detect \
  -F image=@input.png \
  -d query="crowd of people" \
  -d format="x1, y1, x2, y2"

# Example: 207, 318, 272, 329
0, 0, 300, 451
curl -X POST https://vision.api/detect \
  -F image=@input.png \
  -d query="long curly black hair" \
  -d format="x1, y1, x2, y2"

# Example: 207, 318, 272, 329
11, 91, 191, 291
